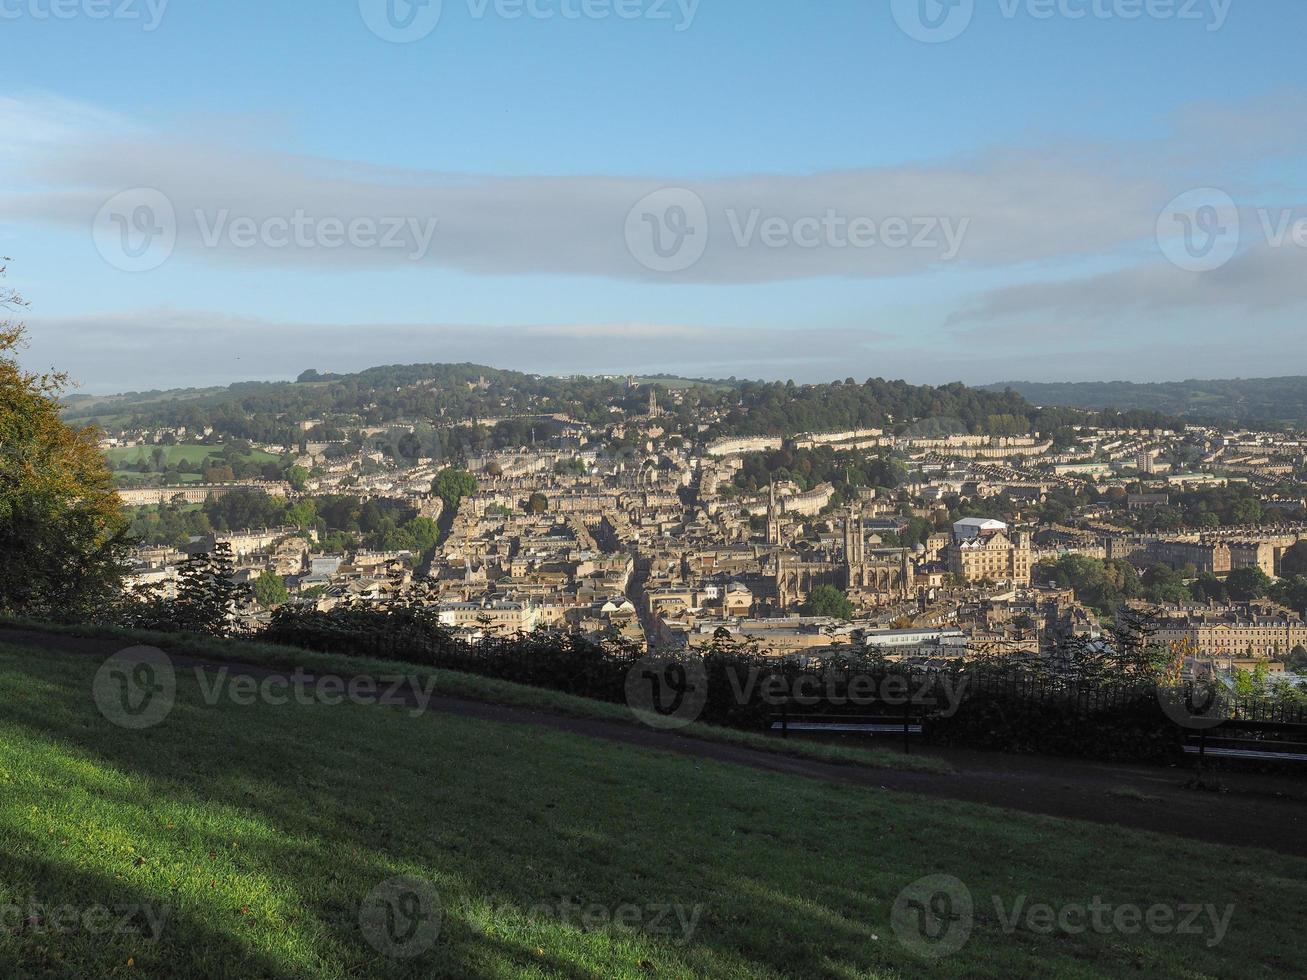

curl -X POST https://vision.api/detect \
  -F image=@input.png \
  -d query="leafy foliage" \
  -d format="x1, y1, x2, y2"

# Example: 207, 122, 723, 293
734, 446, 905, 498
113, 544, 253, 636
0, 271, 130, 617
1280, 542, 1307, 579
1126, 484, 1300, 532
253, 570, 290, 608
1035, 555, 1141, 616
62, 358, 1179, 453
1226, 567, 1272, 601
128, 491, 438, 554
432, 468, 477, 512
798, 585, 854, 620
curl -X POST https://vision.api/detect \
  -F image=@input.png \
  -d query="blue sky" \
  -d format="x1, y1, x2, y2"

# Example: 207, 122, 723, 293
3, 0, 1306, 392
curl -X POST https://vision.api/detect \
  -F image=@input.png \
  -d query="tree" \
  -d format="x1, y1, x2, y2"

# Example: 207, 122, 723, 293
396, 431, 422, 461
172, 544, 251, 634
1226, 567, 1272, 602
1190, 573, 1228, 604
527, 492, 548, 515
286, 498, 317, 528
799, 585, 854, 620
117, 543, 251, 636
394, 516, 440, 554
1051, 607, 1164, 681
1142, 564, 1191, 605
0, 270, 130, 617
432, 468, 477, 512
1037, 554, 1140, 616
203, 464, 236, 483
285, 465, 310, 491
1289, 645, 1307, 673
1270, 576, 1307, 615
1280, 542, 1307, 579
253, 571, 290, 608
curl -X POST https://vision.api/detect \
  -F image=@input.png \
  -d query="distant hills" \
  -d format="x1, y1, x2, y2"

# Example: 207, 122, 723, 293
984, 377, 1307, 428
64, 363, 1184, 444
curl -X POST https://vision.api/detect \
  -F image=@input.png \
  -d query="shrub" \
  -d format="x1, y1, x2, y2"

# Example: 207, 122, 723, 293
111, 544, 252, 637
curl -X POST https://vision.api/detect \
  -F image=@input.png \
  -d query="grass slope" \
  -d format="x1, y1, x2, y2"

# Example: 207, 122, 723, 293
105, 445, 283, 469
1, 643, 1304, 978
0, 621, 952, 776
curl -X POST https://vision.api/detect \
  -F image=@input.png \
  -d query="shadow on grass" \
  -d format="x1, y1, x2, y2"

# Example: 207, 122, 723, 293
5, 643, 1305, 978
0, 647, 896, 978
0, 851, 295, 978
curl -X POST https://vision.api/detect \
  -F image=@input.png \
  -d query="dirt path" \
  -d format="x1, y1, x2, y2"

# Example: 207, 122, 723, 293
4, 626, 1305, 858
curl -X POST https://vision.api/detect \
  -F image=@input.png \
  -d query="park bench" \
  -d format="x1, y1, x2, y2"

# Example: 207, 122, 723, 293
1183, 718, 1307, 767
768, 695, 931, 754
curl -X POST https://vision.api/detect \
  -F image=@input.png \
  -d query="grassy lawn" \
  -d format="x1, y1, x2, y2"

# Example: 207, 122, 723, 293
105, 444, 283, 469
106, 445, 212, 467
1, 642, 1304, 978
1, 621, 952, 776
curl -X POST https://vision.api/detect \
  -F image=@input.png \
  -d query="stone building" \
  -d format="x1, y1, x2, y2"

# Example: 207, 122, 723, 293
774, 505, 915, 610
947, 518, 1033, 585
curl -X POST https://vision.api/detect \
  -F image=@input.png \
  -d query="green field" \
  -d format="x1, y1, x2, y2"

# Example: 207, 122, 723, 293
104, 445, 283, 468
1, 641, 1304, 978
112, 472, 205, 487
106, 444, 285, 488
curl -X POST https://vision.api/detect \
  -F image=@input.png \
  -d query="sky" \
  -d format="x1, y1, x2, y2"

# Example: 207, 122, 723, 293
3, 0, 1306, 393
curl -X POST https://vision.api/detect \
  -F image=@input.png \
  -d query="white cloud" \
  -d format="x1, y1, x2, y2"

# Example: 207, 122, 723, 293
0, 93, 1191, 283
7, 90, 1307, 388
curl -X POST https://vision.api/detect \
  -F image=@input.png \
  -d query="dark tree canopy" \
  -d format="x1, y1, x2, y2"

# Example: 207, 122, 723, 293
1281, 542, 1307, 579
0, 271, 129, 616
799, 585, 854, 620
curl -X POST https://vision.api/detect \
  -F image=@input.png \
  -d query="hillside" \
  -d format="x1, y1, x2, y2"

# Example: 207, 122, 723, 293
2, 636, 1306, 977
986, 377, 1307, 428
64, 362, 1181, 448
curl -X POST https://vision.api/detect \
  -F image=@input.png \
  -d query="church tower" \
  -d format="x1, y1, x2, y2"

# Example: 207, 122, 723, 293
844, 502, 864, 565
843, 502, 864, 589
766, 480, 780, 546
648, 387, 659, 417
